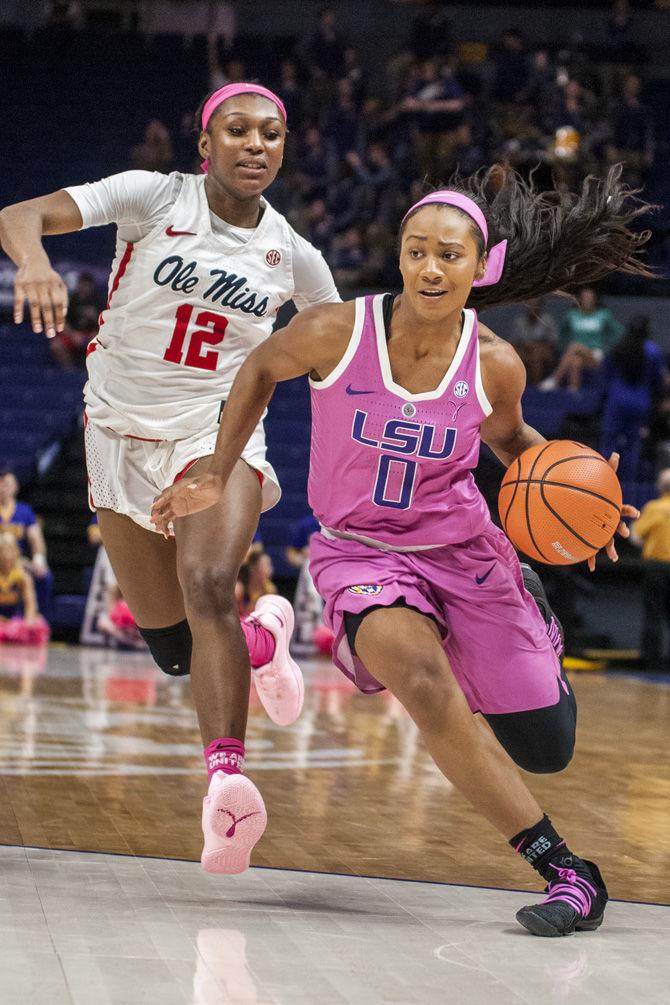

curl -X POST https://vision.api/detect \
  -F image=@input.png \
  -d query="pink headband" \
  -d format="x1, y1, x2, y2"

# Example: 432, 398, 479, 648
402, 190, 507, 286
200, 83, 287, 174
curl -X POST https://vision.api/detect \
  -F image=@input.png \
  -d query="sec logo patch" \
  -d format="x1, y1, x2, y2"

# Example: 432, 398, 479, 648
265, 249, 282, 267
348, 584, 383, 596
453, 380, 469, 398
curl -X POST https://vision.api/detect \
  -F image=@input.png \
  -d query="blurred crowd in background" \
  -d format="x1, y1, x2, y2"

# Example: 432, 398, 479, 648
117, 1, 661, 289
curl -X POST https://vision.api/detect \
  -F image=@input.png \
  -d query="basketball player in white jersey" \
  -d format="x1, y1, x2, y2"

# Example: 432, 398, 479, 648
0, 82, 340, 874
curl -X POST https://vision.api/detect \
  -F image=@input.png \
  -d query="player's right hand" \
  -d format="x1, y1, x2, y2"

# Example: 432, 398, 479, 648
150, 474, 224, 535
14, 259, 68, 338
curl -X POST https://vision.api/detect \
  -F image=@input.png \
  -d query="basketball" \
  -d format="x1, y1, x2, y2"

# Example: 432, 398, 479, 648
498, 441, 623, 565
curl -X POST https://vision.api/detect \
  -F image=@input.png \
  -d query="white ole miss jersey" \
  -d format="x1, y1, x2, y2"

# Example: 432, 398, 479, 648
65, 171, 340, 439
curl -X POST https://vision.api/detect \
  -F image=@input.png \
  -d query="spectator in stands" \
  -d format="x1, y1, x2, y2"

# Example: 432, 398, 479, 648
606, 74, 654, 185
606, 0, 636, 64
322, 78, 362, 160
49, 271, 102, 369
174, 110, 201, 175
275, 60, 305, 134
401, 59, 467, 181
47, 1, 82, 29
600, 317, 668, 484
343, 46, 367, 108
0, 533, 49, 644
647, 393, 670, 472
450, 123, 487, 178
331, 226, 368, 287
236, 550, 277, 619
206, 2, 237, 55
509, 298, 558, 386
294, 126, 333, 201
0, 470, 53, 622
304, 6, 346, 85
631, 468, 670, 668
130, 119, 174, 174
542, 287, 623, 392
327, 161, 367, 234
492, 28, 529, 106
410, 1, 453, 61
522, 49, 555, 111
97, 578, 145, 650
345, 144, 399, 227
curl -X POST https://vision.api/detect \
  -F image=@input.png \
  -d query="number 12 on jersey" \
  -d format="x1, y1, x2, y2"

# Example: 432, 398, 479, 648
163, 304, 228, 371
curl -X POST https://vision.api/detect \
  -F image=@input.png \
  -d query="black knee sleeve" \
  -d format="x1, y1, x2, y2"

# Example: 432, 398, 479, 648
138, 619, 192, 677
484, 671, 577, 774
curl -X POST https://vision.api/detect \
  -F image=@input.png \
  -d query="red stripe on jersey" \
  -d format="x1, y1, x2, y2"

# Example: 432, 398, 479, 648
172, 460, 264, 487
86, 339, 98, 357
172, 459, 199, 484
99, 241, 134, 328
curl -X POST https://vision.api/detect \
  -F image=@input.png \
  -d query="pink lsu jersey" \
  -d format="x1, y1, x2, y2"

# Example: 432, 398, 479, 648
308, 294, 494, 549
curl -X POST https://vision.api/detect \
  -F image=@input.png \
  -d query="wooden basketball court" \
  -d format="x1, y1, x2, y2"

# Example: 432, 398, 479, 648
1, 645, 668, 904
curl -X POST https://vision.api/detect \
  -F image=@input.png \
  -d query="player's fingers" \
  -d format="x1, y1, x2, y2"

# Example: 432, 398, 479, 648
150, 511, 170, 536
621, 504, 639, 519
53, 281, 69, 332
13, 282, 25, 325
607, 452, 620, 473
37, 284, 57, 338
25, 287, 44, 333
606, 538, 618, 562
587, 555, 596, 573
617, 520, 630, 538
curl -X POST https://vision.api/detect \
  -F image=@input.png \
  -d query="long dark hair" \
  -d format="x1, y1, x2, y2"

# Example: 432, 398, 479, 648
611, 315, 651, 385
401, 164, 657, 309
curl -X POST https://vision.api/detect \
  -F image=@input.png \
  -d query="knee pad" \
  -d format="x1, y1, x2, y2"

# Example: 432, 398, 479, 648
138, 619, 192, 677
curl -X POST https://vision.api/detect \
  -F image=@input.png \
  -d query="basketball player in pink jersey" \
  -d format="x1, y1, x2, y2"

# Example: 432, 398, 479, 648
153, 165, 651, 934
0, 83, 341, 874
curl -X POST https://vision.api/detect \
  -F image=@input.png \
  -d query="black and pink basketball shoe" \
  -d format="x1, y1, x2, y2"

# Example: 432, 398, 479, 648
521, 563, 564, 658
516, 854, 608, 937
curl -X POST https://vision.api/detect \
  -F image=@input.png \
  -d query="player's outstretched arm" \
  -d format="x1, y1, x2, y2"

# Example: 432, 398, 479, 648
0, 191, 83, 338
150, 301, 355, 532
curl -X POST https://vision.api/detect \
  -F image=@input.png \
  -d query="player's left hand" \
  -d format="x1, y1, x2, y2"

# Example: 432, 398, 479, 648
587, 452, 639, 572
150, 473, 224, 537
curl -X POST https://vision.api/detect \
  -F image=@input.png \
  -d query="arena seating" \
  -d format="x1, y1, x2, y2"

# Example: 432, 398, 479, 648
0, 325, 86, 481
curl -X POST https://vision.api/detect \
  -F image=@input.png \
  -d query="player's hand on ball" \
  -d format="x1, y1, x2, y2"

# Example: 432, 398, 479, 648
150, 474, 224, 535
587, 453, 639, 572
14, 259, 68, 339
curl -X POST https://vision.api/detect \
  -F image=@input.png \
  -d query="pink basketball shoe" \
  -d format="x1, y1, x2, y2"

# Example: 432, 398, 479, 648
201, 772, 267, 875
248, 595, 304, 726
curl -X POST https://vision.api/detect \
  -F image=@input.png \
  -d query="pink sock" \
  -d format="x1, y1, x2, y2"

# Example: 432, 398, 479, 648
204, 737, 245, 783
241, 617, 275, 668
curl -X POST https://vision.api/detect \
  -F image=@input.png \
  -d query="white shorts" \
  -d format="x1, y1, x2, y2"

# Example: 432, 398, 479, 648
84, 416, 281, 532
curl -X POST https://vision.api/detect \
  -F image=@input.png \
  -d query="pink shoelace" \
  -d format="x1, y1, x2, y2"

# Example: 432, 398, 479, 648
543, 864, 598, 917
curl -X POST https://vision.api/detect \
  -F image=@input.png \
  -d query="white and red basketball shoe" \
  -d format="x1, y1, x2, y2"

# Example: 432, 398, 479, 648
248, 595, 304, 726
201, 772, 267, 874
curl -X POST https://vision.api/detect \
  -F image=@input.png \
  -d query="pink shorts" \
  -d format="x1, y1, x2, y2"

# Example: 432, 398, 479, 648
309, 525, 562, 715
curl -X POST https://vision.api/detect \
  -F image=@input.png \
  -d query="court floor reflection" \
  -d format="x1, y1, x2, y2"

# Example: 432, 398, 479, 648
1, 846, 669, 1005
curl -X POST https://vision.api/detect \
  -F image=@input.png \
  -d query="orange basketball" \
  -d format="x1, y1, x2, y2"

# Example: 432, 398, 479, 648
498, 441, 623, 565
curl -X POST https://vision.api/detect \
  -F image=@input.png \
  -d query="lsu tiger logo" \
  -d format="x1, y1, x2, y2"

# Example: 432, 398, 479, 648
348, 584, 383, 596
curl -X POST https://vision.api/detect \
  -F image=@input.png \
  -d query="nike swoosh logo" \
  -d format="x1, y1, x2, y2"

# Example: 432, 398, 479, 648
475, 565, 495, 585
165, 226, 197, 237
346, 384, 374, 395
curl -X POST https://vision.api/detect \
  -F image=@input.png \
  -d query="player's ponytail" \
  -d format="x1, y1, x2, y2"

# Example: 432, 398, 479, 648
422, 165, 657, 309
